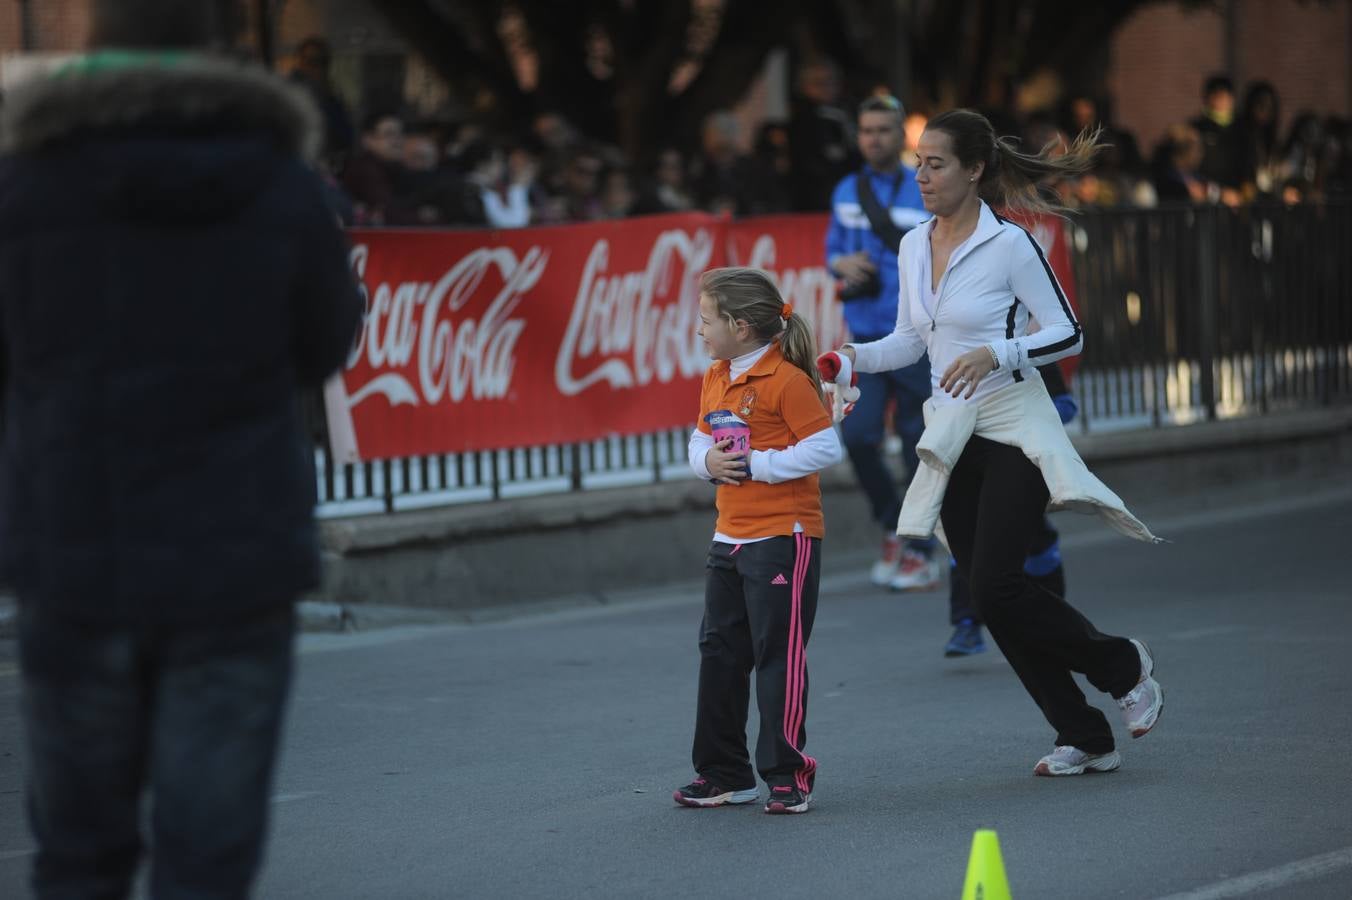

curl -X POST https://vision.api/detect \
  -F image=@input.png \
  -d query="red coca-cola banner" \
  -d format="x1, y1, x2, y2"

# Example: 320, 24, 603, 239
329, 214, 764, 460
327, 210, 1077, 461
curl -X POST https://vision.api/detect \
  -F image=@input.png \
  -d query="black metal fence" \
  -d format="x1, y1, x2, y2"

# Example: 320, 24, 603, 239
1068, 201, 1352, 431
315, 202, 1352, 517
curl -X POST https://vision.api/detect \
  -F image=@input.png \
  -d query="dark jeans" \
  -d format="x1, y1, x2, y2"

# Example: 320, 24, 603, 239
693, 536, 820, 792
19, 605, 296, 900
940, 437, 1139, 753
949, 516, 1065, 625
840, 356, 931, 550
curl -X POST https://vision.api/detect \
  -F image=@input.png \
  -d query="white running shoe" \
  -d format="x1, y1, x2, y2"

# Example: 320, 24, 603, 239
1034, 745, 1122, 776
888, 550, 943, 591
1117, 638, 1164, 738
870, 535, 903, 586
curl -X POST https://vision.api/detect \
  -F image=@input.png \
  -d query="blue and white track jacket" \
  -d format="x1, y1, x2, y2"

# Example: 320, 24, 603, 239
824, 165, 929, 339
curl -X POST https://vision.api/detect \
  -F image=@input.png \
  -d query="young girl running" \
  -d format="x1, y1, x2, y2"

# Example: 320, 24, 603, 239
673, 267, 843, 815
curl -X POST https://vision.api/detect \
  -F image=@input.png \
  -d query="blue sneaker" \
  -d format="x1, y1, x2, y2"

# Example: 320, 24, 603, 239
944, 619, 986, 657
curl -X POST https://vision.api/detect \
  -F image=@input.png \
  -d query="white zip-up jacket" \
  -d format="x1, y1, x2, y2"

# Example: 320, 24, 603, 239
849, 201, 1081, 405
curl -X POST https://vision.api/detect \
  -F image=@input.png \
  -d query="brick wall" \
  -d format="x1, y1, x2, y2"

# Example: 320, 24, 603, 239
1235, 0, 1352, 132
0, 3, 19, 54
1108, 0, 1352, 159
275, 0, 402, 58
0, 0, 90, 53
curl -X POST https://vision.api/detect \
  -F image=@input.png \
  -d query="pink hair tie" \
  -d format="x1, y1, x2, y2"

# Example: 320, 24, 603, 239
780, 303, 794, 321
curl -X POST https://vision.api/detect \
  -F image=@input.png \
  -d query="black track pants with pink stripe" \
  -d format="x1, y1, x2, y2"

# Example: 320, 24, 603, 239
692, 535, 820, 793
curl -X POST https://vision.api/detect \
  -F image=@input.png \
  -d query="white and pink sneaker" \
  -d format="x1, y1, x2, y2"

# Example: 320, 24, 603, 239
1117, 638, 1164, 738
1034, 745, 1122, 776
889, 549, 944, 592
870, 535, 903, 586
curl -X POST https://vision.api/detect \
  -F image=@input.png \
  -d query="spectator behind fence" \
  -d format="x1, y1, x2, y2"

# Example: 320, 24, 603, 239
1283, 112, 1328, 202
343, 110, 412, 224
289, 34, 354, 168
1322, 116, 1351, 198
788, 57, 858, 211
1238, 81, 1283, 199
543, 143, 602, 222
0, 0, 364, 896
747, 121, 794, 214
635, 146, 696, 214
599, 165, 637, 219
1152, 122, 1209, 204
397, 126, 477, 226
691, 110, 757, 216
460, 138, 534, 228
531, 110, 580, 181
1064, 93, 1144, 179
1189, 74, 1244, 206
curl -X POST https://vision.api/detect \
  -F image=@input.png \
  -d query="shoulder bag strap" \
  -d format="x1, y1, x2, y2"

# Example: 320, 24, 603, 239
854, 169, 905, 253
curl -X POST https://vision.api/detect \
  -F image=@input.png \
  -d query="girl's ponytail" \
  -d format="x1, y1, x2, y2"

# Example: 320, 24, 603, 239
779, 313, 823, 398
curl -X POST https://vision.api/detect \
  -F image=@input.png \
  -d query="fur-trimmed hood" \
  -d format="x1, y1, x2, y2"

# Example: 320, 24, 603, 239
0, 52, 322, 160
0, 53, 325, 224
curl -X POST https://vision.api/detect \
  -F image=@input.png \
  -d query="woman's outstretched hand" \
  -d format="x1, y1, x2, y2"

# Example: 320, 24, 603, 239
939, 347, 997, 399
815, 349, 855, 386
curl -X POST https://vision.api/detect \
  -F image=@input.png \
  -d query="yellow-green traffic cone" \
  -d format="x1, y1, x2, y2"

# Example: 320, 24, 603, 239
961, 829, 1012, 900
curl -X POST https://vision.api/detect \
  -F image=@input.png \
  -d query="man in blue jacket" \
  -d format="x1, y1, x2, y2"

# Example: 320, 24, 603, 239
825, 95, 939, 591
0, 1, 363, 896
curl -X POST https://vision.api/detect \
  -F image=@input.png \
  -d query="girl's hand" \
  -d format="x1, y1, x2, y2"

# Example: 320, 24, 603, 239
939, 347, 997, 399
705, 438, 747, 485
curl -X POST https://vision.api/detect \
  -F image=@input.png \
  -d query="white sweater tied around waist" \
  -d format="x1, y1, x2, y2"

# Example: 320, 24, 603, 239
896, 378, 1163, 546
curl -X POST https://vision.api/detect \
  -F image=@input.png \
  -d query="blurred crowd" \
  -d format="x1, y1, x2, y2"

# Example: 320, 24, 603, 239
288, 39, 1352, 228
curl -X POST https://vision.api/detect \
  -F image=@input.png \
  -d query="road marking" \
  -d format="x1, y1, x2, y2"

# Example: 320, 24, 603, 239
1168, 625, 1252, 641
0, 849, 36, 861
1155, 846, 1352, 899
271, 791, 323, 804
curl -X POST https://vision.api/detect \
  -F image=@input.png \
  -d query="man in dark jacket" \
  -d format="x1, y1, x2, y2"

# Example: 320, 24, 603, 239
0, 1, 363, 896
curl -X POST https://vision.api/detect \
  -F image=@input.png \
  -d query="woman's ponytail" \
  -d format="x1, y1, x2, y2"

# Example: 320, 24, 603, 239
928, 109, 1106, 216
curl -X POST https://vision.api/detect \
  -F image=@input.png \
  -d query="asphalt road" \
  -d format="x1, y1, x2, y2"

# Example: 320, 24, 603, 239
1, 478, 1350, 899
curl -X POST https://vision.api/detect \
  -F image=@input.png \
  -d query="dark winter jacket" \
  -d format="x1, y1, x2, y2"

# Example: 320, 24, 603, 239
0, 53, 363, 625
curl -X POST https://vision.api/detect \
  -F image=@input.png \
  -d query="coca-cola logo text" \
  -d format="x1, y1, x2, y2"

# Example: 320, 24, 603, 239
344, 243, 542, 408
554, 229, 713, 396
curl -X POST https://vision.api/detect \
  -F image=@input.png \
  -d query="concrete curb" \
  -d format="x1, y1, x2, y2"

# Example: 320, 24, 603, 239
1069, 405, 1352, 462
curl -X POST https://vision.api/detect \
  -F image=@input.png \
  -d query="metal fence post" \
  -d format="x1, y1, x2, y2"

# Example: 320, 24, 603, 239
569, 443, 583, 492
1197, 206, 1220, 420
